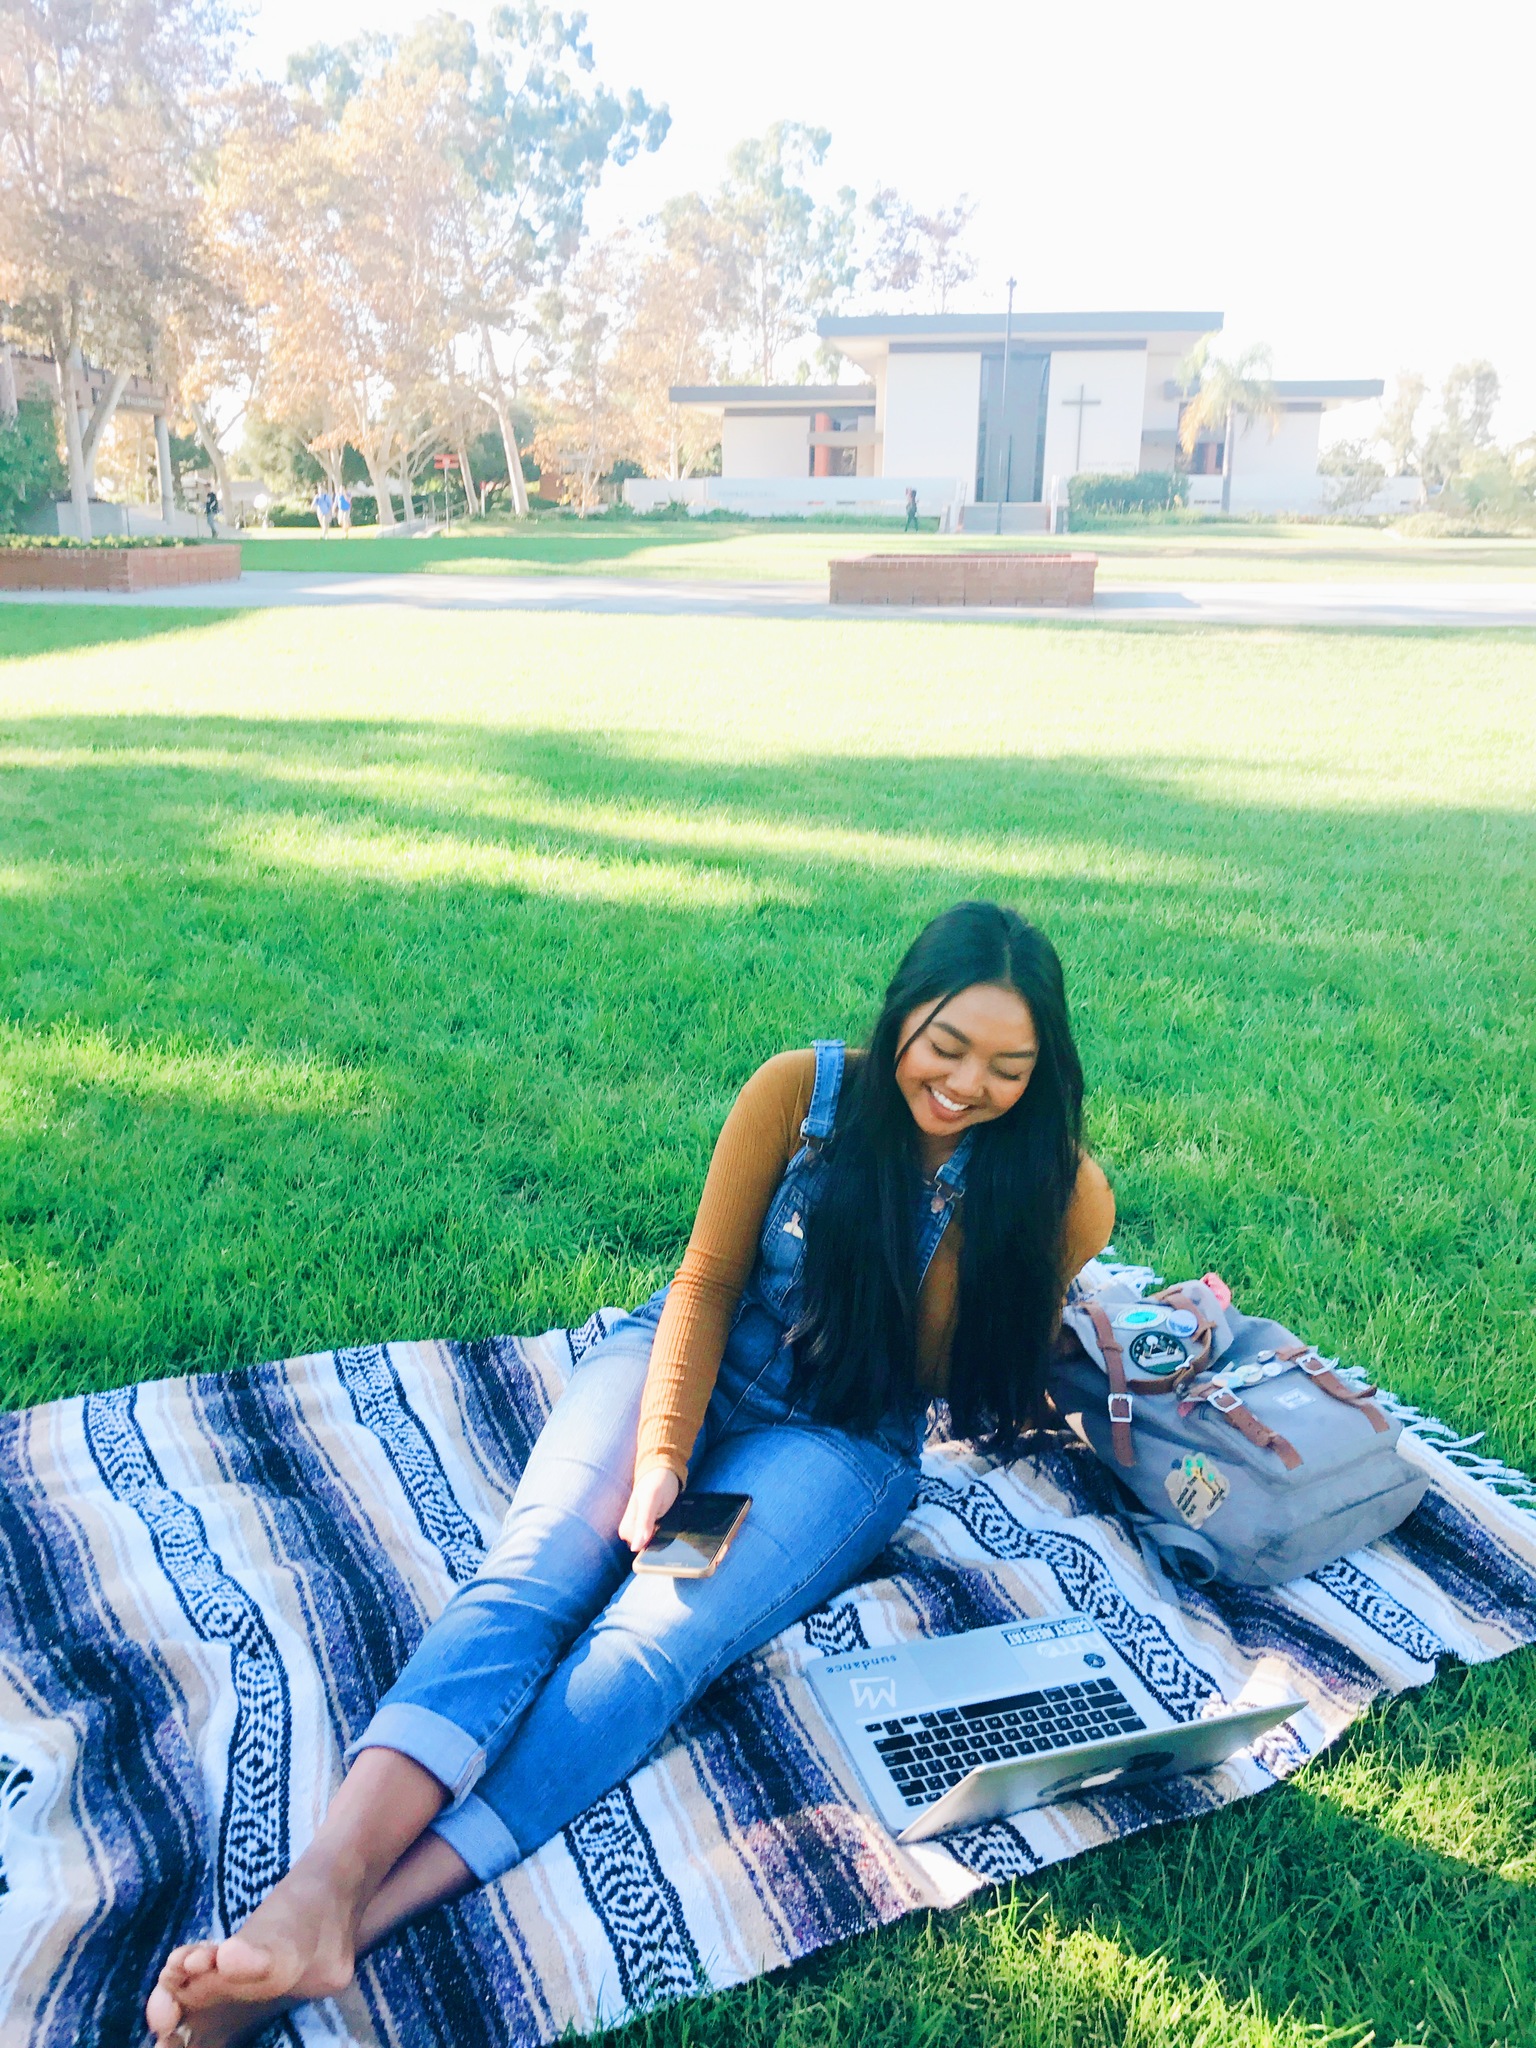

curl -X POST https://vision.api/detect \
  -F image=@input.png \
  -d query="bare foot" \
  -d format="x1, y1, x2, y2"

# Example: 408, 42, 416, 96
147, 1982, 293, 2047
145, 1866, 358, 2045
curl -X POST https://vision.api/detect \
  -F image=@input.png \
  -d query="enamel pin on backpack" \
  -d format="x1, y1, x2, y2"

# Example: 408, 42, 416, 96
1050, 1268, 1429, 1586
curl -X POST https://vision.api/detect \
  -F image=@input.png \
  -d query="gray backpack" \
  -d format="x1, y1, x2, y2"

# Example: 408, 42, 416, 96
1051, 1271, 1428, 1586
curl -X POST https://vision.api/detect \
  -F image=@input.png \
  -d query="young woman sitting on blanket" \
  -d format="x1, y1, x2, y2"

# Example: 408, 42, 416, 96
147, 899, 1114, 2047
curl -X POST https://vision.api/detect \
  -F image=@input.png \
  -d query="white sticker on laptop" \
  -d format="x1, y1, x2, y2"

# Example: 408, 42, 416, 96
1000, 1616, 1094, 1649
848, 1674, 899, 1713
1165, 1451, 1230, 1528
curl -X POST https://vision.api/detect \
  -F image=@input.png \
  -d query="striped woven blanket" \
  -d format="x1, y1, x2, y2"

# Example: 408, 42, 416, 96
3, 1303, 1535, 2048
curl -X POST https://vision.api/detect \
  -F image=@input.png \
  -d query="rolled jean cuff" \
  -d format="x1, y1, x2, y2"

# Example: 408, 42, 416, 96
348, 1702, 486, 1804
430, 1791, 522, 1884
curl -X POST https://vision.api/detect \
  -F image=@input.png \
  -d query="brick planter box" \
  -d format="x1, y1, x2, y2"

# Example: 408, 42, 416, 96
0, 543, 242, 593
830, 551, 1097, 607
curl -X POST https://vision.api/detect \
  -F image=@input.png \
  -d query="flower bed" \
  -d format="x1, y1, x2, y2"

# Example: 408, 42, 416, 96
829, 551, 1098, 607
0, 541, 242, 592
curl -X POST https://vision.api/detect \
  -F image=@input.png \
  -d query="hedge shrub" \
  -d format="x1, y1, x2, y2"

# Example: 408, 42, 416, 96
0, 402, 66, 533
0, 533, 191, 550
1067, 471, 1187, 518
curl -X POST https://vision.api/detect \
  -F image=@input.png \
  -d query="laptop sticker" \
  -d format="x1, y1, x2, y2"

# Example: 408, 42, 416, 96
848, 1674, 898, 1712
1000, 1617, 1094, 1648
1165, 1451, 1230, 1528
1040, 1750, 1177, 1799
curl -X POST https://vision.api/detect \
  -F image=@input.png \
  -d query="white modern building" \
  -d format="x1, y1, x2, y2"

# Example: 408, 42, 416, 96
623, 309, 1403, 521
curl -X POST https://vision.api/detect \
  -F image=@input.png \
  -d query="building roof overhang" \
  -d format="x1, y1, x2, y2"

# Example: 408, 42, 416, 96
820, 310, 1224, 341
669, 383, 876, 411
1272, 378, 1385, 403
1162, 377, 1385, 408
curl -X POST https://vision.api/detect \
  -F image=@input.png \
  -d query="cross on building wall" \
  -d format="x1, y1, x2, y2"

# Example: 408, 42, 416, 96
1063, 383, 1100, 471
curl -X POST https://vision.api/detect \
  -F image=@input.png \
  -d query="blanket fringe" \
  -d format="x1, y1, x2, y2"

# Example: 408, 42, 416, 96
1347, 1384, 1536, 1511
1079, 1256, 1536, 1521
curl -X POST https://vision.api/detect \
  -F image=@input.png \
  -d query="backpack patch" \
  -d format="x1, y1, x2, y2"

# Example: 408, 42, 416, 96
1165, 1451, 1230, 1528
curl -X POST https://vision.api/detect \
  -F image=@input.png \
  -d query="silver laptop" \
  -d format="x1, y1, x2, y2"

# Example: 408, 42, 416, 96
808, 1614, 1302, 1844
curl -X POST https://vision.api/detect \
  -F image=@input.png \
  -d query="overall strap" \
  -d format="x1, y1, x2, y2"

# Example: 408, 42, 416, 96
800, 1040, 846, 1147
911, 1126, 977, 1293
932, 1127, 975, 1196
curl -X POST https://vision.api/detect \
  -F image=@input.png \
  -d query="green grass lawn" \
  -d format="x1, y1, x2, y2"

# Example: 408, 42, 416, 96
235, 519, 1536, 586
2, 602, 1534, 2045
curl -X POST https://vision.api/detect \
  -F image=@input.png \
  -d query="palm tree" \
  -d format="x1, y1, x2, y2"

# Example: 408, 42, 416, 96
1177, 342, 1278, 514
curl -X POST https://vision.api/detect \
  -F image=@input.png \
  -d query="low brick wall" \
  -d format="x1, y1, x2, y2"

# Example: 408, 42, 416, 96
829, 551, 1097, 607
0, 544, 243, 593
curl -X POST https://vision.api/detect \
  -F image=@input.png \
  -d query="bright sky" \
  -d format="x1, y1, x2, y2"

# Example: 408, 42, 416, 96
244, 0, 1535, 446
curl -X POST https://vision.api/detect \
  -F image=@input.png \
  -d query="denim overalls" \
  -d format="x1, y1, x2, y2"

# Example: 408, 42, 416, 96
634, 1038, 973, 1458
356, 1041, 966, 1882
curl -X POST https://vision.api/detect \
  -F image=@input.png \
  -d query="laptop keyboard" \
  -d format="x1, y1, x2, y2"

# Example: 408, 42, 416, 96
866, 1678, 1147, 1807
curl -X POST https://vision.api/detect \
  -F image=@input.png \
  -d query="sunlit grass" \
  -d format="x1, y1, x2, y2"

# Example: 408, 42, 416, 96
0, 1019, 379, 1115
600, 1899, 1376, 2048
0, 601, 1533, 2045
224, 811, 797, 907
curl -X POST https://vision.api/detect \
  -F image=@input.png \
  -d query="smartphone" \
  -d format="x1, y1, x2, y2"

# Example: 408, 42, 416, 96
633, 1491, 752, 1578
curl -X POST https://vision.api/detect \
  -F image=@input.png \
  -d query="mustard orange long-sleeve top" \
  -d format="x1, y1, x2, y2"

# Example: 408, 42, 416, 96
635, 1050, 1116, 1482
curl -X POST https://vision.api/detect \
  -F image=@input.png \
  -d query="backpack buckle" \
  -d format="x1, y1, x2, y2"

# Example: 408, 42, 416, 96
1107, 1393, 1134, 1424
1206, 1386, 1242, 1413
1297, 1353, 1327, 1376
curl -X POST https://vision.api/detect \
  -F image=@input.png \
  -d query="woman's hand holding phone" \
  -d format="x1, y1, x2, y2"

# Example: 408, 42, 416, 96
618, 1464, 681, 1553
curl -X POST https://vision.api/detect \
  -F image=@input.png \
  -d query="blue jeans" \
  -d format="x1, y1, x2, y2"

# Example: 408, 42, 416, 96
352, 1314, 922, 1880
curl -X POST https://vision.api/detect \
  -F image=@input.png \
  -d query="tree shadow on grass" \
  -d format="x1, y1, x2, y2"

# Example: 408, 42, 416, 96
0, 604, 245, 661
1, 715, 1533, 2046
1, 711, 1531, 1438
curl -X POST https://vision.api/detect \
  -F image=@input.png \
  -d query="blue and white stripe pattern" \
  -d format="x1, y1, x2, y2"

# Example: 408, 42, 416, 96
1, 1313, 1533, 2047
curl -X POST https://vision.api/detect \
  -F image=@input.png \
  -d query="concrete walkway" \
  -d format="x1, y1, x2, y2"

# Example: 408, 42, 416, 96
2, 569, 1534, 629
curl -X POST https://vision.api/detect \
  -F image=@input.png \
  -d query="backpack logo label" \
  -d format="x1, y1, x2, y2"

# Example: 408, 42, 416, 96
1166, 1452, 1230, 1528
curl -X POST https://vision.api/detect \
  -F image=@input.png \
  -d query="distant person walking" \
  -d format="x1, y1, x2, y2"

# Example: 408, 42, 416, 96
204, 487, 219, 539
336, 488, 352, 535
904, 487, 919, 532
312, 488, 333, 535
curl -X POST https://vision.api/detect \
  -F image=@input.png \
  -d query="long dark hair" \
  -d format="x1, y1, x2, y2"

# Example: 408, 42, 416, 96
793, 901, 1084, 1449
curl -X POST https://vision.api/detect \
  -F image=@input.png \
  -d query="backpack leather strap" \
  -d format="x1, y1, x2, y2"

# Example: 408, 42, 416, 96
1278, 1345, 1390, 1433
1152, 1287, 1217, 1373
1086, 1303, 1136, 1467
1201, 1384, 1303, 1470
